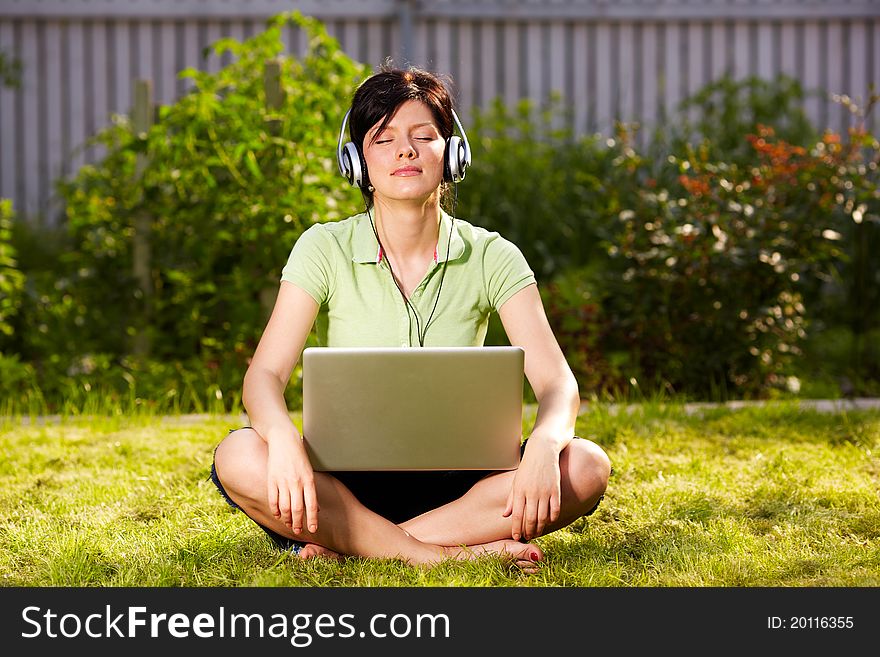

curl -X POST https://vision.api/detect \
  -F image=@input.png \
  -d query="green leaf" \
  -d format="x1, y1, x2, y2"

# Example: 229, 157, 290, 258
244, 150, 263, 180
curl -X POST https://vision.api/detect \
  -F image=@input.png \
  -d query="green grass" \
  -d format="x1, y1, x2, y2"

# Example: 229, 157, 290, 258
1, 401, 878, 587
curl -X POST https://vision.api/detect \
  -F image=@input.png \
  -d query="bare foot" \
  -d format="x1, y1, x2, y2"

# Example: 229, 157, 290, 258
450, 540, 544, 573
297, 542, 345, 562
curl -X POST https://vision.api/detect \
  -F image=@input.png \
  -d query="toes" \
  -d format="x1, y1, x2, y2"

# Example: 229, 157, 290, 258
510, 543, 544, 572
525, 546, 543, 562
511, 557, 540, 574
297, 543, 345, 562
509, 542, 543, 562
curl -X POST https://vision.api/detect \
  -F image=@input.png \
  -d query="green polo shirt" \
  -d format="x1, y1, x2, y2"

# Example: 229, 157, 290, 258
280, 210, 537, 347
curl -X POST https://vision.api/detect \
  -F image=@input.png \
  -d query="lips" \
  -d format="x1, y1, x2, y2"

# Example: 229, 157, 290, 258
392, 166, 422, 176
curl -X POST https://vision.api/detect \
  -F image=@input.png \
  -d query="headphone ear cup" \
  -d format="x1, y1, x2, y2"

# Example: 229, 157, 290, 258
445, 135, 466, 183
358, 146, 370, 190
341, 142, 364, 187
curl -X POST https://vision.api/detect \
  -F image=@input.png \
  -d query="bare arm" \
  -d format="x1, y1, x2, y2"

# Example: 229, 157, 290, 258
243, 281, 319, 441
499, 283, 580, 448
242, 280, 320, 533
498, 283, 581, 540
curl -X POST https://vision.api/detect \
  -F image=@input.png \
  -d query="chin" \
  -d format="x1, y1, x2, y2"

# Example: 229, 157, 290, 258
380, 183, 440, 202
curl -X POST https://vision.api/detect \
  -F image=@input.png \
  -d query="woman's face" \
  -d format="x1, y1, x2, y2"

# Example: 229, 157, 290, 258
361, 99, 446, 204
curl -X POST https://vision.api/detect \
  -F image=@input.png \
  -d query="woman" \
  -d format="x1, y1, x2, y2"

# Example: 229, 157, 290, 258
211, 65, 611, 571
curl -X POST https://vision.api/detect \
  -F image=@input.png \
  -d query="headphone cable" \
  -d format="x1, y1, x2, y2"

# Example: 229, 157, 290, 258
422, 184, 457, 344
367, 186, 456, 347
367, 205, 418, 345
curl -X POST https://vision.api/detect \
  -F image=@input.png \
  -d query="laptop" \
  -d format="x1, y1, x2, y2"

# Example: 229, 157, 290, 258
301, 346, 525, 471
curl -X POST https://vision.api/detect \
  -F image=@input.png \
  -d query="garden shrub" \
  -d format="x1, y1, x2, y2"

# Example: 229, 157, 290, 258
4, 28, 878, 407
538, 266, 626, 398
54, 11, 368, 367
0, 353, 43, 414
600, 112, 878, 398
793, 93, 880, 393
0, 201, 36, 410
459, 96, 632, 282
464, 76, 878, 399
668, 74, 818, 164
4, 12, 368, 411
0, 199, 24, 340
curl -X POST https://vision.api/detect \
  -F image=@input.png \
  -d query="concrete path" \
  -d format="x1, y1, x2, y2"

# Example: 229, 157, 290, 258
575, 397, 880, 416
7, 398, 880, 425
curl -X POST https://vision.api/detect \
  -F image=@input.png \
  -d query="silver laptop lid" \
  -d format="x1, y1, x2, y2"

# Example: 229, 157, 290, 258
302, 346, 524, 471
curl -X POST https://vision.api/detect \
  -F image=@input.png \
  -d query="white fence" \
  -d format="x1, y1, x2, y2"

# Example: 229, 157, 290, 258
1, 0, 878, 224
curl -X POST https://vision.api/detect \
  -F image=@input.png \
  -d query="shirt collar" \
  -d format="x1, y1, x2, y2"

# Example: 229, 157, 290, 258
351, 209, 465, 264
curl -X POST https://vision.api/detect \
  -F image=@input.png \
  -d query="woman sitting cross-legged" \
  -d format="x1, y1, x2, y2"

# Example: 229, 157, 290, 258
210, 65, 611, 572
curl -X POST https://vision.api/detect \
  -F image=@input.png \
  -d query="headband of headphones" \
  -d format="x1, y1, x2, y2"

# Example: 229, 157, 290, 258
336, 107, 472, 188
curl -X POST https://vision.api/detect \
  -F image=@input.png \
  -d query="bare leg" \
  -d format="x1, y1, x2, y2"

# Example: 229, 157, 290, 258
401, 438, 611, 547
213, 429, 541, 567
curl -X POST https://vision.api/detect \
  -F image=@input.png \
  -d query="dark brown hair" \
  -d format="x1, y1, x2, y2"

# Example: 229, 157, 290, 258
348, 63, 456, 206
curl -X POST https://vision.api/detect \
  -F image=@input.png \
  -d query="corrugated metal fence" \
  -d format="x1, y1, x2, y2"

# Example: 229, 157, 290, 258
1, 0, 878, 224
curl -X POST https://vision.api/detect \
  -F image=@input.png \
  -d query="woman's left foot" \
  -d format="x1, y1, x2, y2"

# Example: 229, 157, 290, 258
297, 543, 345, 562
452, 539, 544, 573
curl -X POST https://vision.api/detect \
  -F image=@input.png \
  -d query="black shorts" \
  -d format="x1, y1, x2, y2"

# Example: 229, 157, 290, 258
209, 429, 600, 552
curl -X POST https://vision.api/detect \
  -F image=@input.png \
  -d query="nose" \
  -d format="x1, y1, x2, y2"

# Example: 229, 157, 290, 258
397, 141, 416, 159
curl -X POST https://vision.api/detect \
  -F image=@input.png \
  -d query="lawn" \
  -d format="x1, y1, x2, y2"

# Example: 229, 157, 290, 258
1, 402, 878, 587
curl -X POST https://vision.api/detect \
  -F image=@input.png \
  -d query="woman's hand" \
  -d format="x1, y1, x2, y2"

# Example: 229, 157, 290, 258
502, 437, 562, 541
266, 434, 319, 535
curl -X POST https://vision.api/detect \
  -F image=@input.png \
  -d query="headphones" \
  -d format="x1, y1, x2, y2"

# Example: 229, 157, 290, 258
337, 107, 472, 188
